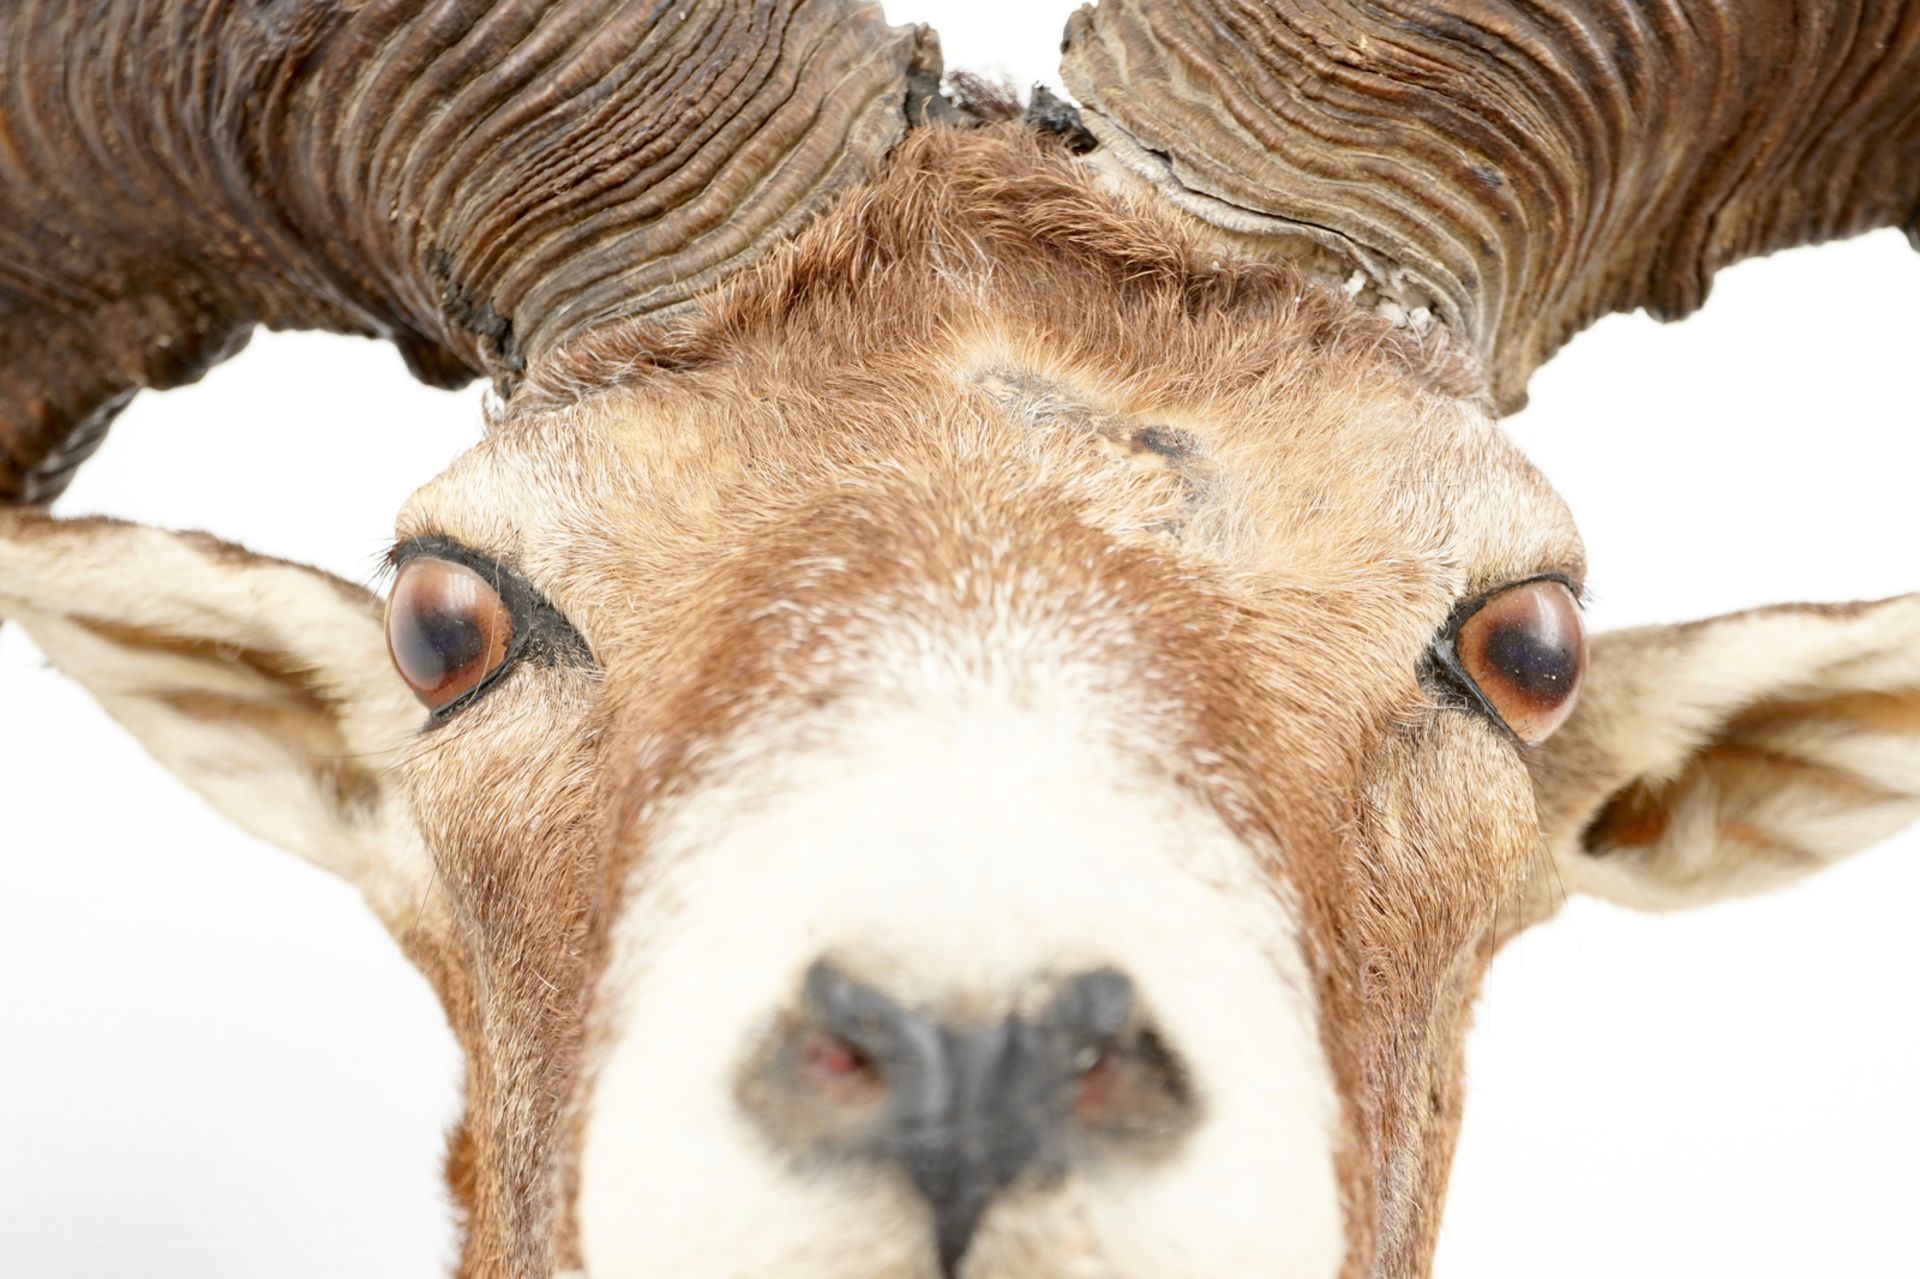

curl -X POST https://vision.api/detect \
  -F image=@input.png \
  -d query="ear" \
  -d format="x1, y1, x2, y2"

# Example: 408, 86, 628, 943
0, 509, 431, 930
1530, 595, 1920, 910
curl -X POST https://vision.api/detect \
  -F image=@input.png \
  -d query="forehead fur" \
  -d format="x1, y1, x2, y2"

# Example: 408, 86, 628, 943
401, 125, 1579, 623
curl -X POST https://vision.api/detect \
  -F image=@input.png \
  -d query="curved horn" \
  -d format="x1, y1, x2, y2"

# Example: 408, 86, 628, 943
0, 0, 937, 502
1062, 0, 1920, 411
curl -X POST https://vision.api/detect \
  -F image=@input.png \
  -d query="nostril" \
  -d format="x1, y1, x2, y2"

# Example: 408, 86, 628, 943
1073, 1044, 1119, 1107
796, 1028, 881, 1103
801, 959, 948, 1093
735, 962, 929, 1148
1067, 1023, 1193, 1144
800, 1029, 866, 1077
1042, 968, 1195, 1148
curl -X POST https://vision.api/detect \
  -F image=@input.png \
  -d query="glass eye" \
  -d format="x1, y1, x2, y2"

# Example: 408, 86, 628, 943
1450, 578, 1587, 745
385, 557, 514, 711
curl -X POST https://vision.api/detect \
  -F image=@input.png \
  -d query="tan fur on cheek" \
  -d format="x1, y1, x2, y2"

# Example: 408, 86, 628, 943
394, 668, 607, 1277
1343, 714, 1543, 1276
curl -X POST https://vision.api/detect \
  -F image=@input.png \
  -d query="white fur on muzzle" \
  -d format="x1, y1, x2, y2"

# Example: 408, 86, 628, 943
578, 643, 1345, 1278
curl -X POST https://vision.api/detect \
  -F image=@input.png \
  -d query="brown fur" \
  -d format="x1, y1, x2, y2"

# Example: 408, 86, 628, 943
397, 124, 1570, 1274
5, 122, 1915, 1278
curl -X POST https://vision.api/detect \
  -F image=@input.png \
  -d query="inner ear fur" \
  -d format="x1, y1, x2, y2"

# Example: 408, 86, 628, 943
0, 509, 432, 930
1529, 595, 1920, 911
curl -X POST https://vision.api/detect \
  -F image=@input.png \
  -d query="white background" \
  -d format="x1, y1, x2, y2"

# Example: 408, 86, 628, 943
2, 3, 1916, 1275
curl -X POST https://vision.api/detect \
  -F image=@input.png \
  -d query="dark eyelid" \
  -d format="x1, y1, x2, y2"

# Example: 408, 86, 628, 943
387, 536, 594, 723
390, 535, 516, 581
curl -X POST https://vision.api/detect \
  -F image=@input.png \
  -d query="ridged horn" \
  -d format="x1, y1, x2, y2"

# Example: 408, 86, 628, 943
0, 0, 937, 502
1062, 0, 1920, 412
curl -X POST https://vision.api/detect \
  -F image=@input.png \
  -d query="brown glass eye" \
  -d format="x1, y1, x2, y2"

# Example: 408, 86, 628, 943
1452, 578, 1587, 745
385, 557, 514, 711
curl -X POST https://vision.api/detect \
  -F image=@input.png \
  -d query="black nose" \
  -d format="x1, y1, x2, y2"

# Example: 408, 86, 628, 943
743, 962, 1196, 1278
